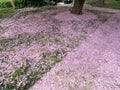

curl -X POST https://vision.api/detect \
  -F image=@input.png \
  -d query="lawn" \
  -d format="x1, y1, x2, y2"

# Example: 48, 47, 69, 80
0, 0, 9, 3
105, 0, 120, 9
0, 0, 11, 8
86, 0, 120, 9
0, 8, 14, 18
0, 0, 14, 18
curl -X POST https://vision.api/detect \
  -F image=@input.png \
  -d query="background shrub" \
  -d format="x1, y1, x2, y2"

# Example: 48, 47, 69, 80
14, 0, 47, 9
0, 0, 47, 8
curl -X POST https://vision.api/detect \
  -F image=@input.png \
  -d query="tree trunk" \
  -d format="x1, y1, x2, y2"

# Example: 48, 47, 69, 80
71, 0, 85, 15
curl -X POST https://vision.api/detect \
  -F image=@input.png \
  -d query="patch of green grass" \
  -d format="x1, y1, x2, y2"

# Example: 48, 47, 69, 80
86, 9, 113, 23
5, 64, 31, 90
0, 0, 15, 18
4, 50, 63, 90
15, 6, 58, 18
0, 33, 31, 49
50, 50, 61, 63
105, 0, 120, 9
0, 30, 64, 50
0, 38, 14, 47
0, 0, 11, 8
86, 0, 120, 9
67, 43, 75, 48
0, 8, 15, 18
86, 0, 97, 3
5, 61, 41, 90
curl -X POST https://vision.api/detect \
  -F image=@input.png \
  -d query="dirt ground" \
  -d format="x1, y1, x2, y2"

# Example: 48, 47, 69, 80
0, 4, 120, 90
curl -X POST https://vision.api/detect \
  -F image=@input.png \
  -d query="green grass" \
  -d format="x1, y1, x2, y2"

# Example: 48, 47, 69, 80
4, 50, 63, 90
0, 0, 11, 8
105, 0, 120, 9
86, 0, 97, 3
0, 8, 14, 18
0, 0, 14, 17
86, 0, 120, 9
0, 0, 9, 4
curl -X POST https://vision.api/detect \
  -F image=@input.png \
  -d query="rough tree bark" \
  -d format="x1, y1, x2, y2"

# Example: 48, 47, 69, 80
71, 0, 85, 15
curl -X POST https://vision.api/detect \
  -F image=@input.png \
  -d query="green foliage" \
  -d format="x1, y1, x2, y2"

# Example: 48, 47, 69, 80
14, 0, 47, 9
0, 0, 47, 8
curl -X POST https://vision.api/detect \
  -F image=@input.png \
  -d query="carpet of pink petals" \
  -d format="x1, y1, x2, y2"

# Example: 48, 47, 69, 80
0, 6, 119, 90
